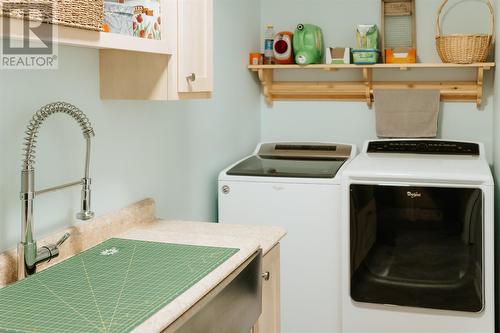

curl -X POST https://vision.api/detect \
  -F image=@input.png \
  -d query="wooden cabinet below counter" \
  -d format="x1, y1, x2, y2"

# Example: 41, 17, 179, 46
252, 243, 281, 333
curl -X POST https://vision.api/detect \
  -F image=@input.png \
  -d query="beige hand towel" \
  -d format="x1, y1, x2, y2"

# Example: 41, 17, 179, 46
374, 89, 440, 138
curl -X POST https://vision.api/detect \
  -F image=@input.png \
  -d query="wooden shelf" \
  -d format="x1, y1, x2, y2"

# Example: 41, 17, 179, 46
249, 63, 495, 107
1, 17, 170, 55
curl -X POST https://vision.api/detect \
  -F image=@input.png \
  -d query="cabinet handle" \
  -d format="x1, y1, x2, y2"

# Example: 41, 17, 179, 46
262, 271, 270, 281
186, 72, 196, 82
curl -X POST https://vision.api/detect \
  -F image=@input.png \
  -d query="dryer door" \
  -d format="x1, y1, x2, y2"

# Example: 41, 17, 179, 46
349, 184, 483, 313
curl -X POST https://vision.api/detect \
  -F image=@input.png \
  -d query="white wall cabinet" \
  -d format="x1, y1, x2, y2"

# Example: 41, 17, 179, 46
2, 0, 213, 100
177, 0, 213, 93
100, 0, 213, 100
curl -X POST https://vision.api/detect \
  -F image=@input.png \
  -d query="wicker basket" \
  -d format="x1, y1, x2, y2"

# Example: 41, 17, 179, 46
435, 0, 495, 64
1, 0, 103, 31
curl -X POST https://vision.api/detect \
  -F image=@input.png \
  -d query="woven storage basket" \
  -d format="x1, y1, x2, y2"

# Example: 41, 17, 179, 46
435, 0, 495, 64
1, 0, 103, 31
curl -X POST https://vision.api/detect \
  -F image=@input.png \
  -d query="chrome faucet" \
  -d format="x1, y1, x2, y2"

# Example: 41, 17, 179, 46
18, 102, 95, 279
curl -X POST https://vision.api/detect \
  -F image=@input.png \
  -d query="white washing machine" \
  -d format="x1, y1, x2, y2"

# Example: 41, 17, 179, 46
218, 142, 357, 333
341, 139, 494, 333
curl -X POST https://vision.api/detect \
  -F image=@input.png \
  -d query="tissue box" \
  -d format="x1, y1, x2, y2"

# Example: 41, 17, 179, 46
103, 0, 161, 40
356, 24, 379, 49
352, 49, 379, 64
326, 47, 350, 64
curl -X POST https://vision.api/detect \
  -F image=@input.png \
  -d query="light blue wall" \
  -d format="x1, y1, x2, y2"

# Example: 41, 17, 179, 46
494, 2, 500, 330
260, 0, 495, 162
0, 0, 496, 257
261, 0, 498, 328
0, 0, 262, 251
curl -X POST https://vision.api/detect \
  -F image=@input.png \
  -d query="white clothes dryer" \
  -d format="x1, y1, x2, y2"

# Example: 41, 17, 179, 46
341, 139, 494, 333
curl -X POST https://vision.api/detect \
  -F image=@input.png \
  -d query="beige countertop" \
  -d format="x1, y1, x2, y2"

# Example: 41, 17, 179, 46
0, 199, 286, 332
118, 219, 286, 332
130, 220, 286, 255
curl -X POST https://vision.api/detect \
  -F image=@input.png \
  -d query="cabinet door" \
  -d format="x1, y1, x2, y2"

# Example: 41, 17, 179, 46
177, 0, 213, 93
254, 244, 280, 333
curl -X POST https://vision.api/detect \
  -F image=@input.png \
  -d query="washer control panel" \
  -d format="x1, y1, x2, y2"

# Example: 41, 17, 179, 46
367, 140, 480, 156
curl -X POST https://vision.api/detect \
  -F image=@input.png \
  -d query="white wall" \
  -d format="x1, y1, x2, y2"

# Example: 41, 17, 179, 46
0, 0, 262, 251
260, 0, 495, 162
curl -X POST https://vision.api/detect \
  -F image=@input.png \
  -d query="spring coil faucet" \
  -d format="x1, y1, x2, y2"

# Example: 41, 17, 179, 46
19, 102, 95, 279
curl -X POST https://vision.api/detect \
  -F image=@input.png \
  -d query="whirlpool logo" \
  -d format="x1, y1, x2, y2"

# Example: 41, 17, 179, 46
407, 191, 422, 199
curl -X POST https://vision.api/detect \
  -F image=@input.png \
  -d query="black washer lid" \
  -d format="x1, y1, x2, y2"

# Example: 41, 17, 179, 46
226, 156, 347, 178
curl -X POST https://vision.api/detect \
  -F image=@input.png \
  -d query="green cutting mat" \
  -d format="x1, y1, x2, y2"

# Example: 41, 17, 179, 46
0, 238, 239, 333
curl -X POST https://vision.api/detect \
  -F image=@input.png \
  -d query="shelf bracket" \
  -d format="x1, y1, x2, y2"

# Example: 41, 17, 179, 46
363, 68, 373, 108
476, 67, 484, 107
258, 69, 274, 106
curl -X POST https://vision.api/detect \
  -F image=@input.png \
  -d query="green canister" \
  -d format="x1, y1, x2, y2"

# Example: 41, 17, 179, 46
293, 24, 324, 65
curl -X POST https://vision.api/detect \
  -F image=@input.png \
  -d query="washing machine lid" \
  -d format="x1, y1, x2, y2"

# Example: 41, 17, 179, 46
226, 142, 353, 179
226, 155, 347, 178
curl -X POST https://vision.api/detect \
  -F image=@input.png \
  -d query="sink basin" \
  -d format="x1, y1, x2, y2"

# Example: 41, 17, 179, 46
0, 238, 240, 333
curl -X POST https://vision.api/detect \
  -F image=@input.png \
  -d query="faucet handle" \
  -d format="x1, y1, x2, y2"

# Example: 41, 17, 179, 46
56, 232, 70, 247
34, 232, 71, 266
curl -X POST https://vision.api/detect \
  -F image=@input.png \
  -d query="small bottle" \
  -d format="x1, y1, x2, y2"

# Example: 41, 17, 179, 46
264, 24, 275, 64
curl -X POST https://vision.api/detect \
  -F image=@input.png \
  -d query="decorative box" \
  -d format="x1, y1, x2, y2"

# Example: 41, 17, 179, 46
103, 2, 134, 35
103, 0, 161, 40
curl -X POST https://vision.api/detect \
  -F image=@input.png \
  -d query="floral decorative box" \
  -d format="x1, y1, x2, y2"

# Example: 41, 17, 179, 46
103, 0, 161, 40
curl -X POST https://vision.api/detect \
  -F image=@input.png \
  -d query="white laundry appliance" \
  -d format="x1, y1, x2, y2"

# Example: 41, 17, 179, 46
341, 139, 494, 333
218, 142, 357, 333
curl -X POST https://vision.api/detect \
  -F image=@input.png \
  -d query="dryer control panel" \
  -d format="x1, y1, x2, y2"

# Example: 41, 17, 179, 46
367, 140, 480, 156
